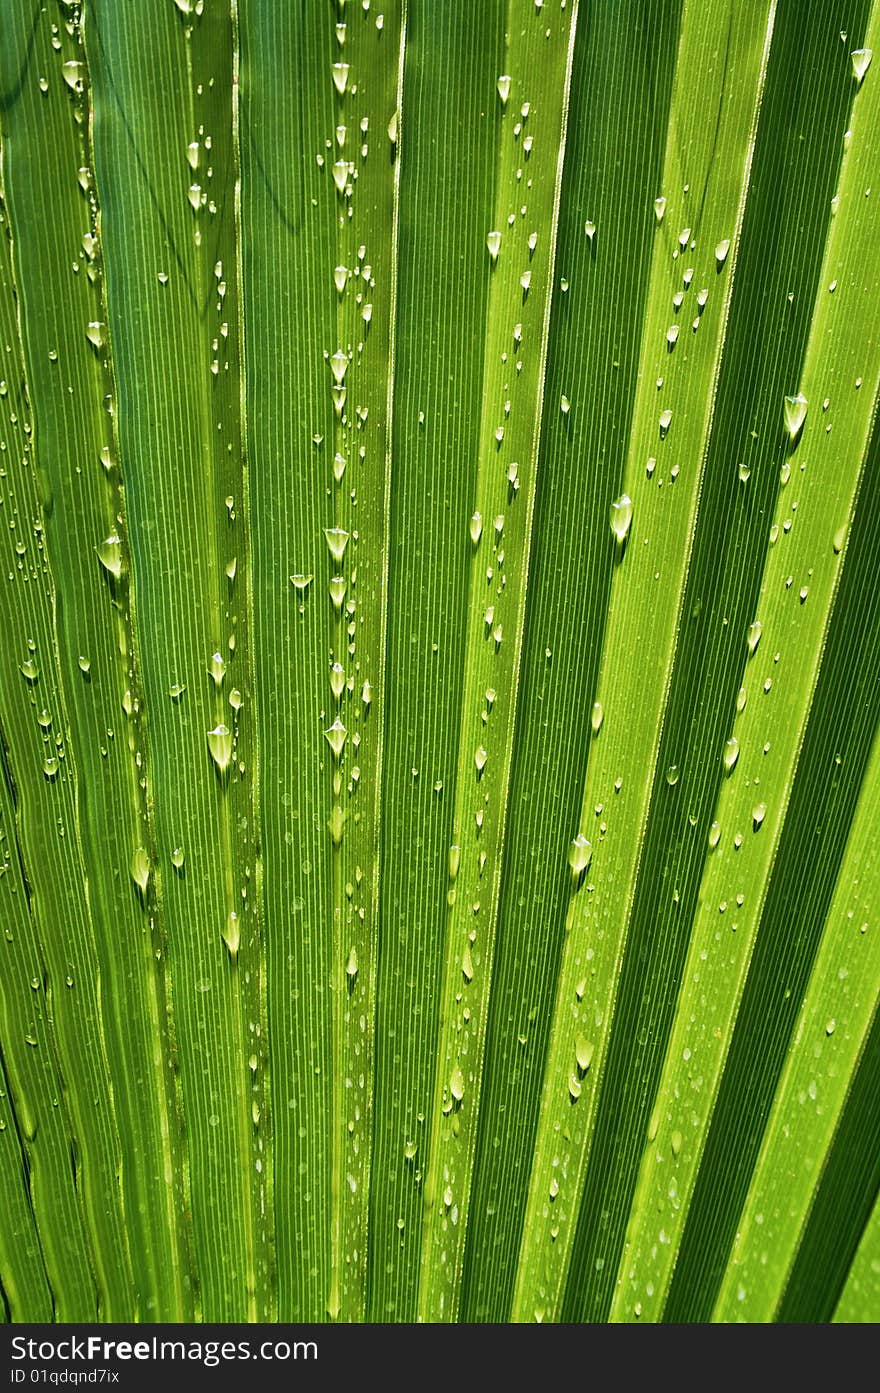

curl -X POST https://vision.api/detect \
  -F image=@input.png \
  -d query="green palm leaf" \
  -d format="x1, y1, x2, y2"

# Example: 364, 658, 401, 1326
0, 0, 876, 1324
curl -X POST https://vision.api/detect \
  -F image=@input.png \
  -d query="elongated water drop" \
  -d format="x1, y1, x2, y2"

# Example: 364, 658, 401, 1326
461, 944, 474, 982
131, 848, 150, 894
747, 620, 762, 656
783, 392, 808, 440
469, 511, 483, 545
497, 74, 511, 105
610, 493, 633, 544
591, 701, 603, 735
207, 724, 233, 773
330, 662, 346, 700
449, 1065, 465, 1102
752, 801, 766, 830
568, 834, 592, 876
19, 658, 38, 683
346, 946, 359, 979
332, 63, 350, 95
324, 718, 347, 759
171, 846, 185, 870
328, 804, 344, 845
708, 820, 721, 849
290, 573, 313, 591
659, 408, 673, 436
486, 230, 502, 263
329, 576, 346, 611
575, 1036, 594, 1072
666, 324, 679, 347
209, 651, 227, 686
223, 911, 240, 958
723, 736, 739, 774
61, 61, 84, 92
474, 745, 488, 774
584, 220, 596, 243
324, 527, 350, 562
715, 238, 731, 268
97, 534, 122, 579
851, 48, 872, 83
654, 196, 666, 223
329, 350, 349, 383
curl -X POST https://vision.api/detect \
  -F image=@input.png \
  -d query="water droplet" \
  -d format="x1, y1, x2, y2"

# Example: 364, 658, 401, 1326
851, 48, 873, 84
560, 394, 571, 415
486, 230, 502, 263
209, 651, 227, 687
328, 804, 344, 845
469, 511, 483, 545
387, 110, 398, 144
168, 683, 186, 701
666, 324, 680, 346
462, 944, 474, 982
329, 350, 349, 385
207, 724, 233, 773
568, 834, 592, 876
222, 911, 240, 958
19, 658, 38, 683
584, 220, 596, 243
752, 801, 766, 830
825, 1018, 836, 1036
666, 765, 679, 786
330, 662, 346, 700
832, 523, 847, 554
449, 1065, 465, 1102
404, 1139, 417, 1161
85, 321, 106, 351
329, 576, 346, 611
97, 534, 122, 579
324, 718, 347, 760
346, 946, 358, 979
671, 1130, 682, 1157
43, 756, 59, 780
715, 238, 731, 268
659, 408, 673, 436
290, 573, 313, 592
497, 74, 511, 105
747, 620, 762, 656
610, 493, 633, 544
332, 63, 350, 95
474, 745, 488, 774
723, 736, 739, 774
131, 847, 150, 894
324, 527, 350, 562
783, 392, 808, 440
653, 196, 666, 223
171, 847, 185, 870
738, 462, 751, 483
708, 820, 721, 849
61, 60, 84, 92
591, 701, 603, 734
568, 1075, 582, 1101
575, 1036, 594, 1072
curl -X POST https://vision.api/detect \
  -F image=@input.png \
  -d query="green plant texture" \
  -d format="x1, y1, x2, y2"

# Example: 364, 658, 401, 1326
0, 0, 877, 1324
